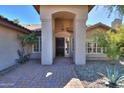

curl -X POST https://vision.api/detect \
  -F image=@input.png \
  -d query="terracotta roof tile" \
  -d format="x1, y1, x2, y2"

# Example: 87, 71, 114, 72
87, 22, 111, 31
0, 15, 31, 33
22, 24, 41, 31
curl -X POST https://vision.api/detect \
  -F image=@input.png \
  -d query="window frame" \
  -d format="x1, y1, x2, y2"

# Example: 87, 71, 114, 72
32, 36, 41, 53
86, 42, 105, 54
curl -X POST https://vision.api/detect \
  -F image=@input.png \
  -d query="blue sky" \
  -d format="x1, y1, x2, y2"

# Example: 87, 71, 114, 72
0, 5, 41, 24
0, 5, 123, 26
87, 5, 122, 26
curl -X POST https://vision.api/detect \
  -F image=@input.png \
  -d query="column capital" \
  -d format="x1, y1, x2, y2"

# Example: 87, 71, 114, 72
75, 16, 88, 23
41, 19, 52, 22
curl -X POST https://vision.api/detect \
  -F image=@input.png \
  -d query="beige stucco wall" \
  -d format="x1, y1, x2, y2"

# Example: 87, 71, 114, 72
86, 27, 108, 60
0, 25, 31, 71
86, 27, 108, 41
40, 5, 88, 19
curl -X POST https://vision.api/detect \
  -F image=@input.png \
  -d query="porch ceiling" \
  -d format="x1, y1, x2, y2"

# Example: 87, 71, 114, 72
53, 11, 75, 19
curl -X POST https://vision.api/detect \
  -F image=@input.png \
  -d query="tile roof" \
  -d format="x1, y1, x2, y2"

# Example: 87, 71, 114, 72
0, 15, 113, 34
87, 22, 111, 31
22, 24, 41, 31
22, 22, 112, 33
0, 15, 31, 34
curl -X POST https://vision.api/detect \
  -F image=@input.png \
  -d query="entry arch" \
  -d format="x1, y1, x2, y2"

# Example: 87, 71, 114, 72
52, 11, 75, 58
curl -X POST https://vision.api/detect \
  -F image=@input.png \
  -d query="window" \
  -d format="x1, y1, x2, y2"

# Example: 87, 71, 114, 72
87, 43, 92, 53
86, 42, 106, 54
32, 36, 41, 53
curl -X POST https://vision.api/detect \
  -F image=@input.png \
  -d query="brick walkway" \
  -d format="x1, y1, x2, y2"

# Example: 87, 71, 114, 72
0, 57, 81, 88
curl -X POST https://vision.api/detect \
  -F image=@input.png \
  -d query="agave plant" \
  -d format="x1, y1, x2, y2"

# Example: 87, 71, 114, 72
98, 66, 124, 88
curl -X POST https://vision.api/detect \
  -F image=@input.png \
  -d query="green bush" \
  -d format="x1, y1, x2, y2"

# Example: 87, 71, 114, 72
96, 26, 124, 63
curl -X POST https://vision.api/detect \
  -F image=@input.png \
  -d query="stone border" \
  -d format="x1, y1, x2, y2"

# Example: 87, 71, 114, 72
64, 67, 84, 88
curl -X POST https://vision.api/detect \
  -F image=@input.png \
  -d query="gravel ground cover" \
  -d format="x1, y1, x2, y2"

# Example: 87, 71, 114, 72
75, 60, 124, 88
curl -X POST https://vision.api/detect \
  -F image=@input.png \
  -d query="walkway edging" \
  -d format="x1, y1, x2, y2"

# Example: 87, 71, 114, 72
64, 66, 84, 88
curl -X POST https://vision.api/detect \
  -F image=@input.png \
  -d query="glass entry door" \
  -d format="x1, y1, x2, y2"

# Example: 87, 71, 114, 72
65, 37, 70, 57
56, 38, 65, 56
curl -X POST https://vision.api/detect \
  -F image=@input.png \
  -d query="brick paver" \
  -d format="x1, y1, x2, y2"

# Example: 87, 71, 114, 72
0, 57, 80, 88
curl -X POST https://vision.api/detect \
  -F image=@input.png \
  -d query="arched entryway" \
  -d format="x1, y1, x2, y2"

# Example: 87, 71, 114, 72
40, 6, 87, 65
52, 11, 75, 59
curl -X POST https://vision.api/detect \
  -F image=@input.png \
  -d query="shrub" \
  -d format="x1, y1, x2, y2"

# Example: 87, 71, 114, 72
96, 29, 124, 64
17, 33, 37, 63
16, 50, 30, 64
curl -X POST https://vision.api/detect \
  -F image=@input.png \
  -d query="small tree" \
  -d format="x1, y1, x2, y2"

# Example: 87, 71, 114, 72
18, 32, 38, 54
96, 26, 124, 64
17, 33, 37, 64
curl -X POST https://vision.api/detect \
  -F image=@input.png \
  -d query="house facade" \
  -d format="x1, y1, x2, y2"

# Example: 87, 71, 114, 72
0, 5, 94, 71
0, 5, 122, 71
28, 18, 122, 62
34, 5, 93, 65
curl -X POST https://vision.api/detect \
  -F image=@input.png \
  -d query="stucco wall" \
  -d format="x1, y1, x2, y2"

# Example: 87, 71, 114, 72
40, 5, 88, 19
86, 27, 108, 60
0, 25, 29, 71
86, 27, 108, 41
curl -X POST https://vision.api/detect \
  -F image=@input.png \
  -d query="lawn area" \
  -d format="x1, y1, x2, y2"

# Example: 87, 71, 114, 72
75, 60, 124, 88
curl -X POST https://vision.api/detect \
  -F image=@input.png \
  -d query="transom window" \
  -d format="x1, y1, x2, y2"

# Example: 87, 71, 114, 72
86, 42, 106, 54
32, 36, 41, 53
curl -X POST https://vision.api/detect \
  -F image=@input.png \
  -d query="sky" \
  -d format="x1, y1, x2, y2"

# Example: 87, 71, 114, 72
0, 5, 41, 24
0, 5, 123, 26
87, 5, 123, 26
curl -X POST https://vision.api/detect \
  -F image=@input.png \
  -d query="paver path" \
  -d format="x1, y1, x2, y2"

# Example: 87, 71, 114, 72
0, 57, 79, 88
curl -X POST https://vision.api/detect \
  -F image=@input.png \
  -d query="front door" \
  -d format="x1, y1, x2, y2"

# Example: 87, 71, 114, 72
56, 38, 65, 56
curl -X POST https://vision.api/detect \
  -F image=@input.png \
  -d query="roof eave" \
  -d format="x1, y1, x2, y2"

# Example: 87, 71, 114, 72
33, 5, 40, 14
33, 5, 94, 14
0, 16, 31, 34
88, 5, 94, 12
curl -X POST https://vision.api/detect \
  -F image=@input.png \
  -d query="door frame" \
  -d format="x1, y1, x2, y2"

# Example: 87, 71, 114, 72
55, 37, 71, 57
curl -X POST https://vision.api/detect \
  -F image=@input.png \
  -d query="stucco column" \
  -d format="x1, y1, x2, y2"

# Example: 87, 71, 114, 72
41, 18, 53, 65
74, 17, 87, 65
